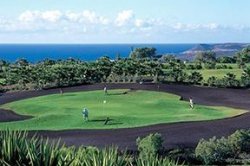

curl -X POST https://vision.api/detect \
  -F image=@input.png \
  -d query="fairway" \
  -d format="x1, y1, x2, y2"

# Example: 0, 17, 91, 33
0, 89, 246, 130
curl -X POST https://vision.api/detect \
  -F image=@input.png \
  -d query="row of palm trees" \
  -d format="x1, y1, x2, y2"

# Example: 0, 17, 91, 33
0, 57, 165, 90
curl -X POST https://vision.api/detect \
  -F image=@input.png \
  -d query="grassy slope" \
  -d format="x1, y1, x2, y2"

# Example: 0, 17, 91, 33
198, 69, 243, 80
188, 63, 250, 81
0, 90, 246, 130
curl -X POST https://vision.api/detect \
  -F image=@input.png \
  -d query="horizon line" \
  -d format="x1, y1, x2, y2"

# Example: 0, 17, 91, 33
0, 42, 249, 45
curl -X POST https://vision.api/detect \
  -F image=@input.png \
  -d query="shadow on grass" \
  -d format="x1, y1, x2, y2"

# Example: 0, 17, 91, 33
89, 119, 114, 122
107, 89, 137, 96
107, 92, 128, 96
62, 94, 77, 97
88, 118, 123, 125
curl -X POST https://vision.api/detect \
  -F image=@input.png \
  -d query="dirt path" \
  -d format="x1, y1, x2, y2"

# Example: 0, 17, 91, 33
0, 83, 250, 150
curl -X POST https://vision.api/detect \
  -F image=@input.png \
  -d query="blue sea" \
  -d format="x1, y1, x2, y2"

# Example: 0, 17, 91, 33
0, 44, 195, 62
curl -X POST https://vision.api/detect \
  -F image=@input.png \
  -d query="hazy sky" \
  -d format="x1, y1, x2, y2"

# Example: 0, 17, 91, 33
0, 0, 249, 43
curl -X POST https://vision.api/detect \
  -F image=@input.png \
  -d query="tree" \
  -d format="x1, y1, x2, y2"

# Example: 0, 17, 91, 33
222, 73, 240, 88
130, 47, 156, 59
187, 71, 203, 84
195, 137, 233, 165
207, 76, 218, 87
95, 56, 113, 82
166, 61, 187, 82
195, 51, 216, 69
15, 58, 29, 67
241, 67, 250, 87
162, 54, 176, 63
235, 46, 250, 69
217, 56, 236, 63
136, 133, 163, 159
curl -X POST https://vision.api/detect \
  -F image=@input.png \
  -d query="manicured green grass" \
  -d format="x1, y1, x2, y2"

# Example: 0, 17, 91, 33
187, 63, 250, 81
0, 90, 246, 130
197, 69, 243, 81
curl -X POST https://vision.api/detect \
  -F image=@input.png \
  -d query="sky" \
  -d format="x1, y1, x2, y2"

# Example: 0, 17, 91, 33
0, 0, 249, 43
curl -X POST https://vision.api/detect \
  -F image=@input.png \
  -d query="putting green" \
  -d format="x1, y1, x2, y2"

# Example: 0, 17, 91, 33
0, 89, 246, 130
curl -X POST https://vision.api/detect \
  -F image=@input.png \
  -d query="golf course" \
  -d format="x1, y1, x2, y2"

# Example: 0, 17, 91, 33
0, 83, 250, 150
0, 87, 246, 130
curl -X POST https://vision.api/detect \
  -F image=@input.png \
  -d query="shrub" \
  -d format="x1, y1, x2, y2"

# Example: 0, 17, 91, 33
135, 155, 182, 166
195, 129, 250, 165
241, 67, 250, 87
195, 136, 233, 165
228, 129, 250, 155
136, 133, 164, 159
0, 130, 183, 166
187, 71, 203, 84
222, 73, 240, 87
216, 64, 228, 69
186, 64, 202, 70
204, 62, 216, 69
186, 64, 196, 70
207, 73, 240, 88
207, 76, 218, 87
0, 130, 63, 166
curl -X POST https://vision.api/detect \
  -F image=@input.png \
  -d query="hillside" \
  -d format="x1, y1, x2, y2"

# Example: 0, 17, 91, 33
179, 43, 249, 60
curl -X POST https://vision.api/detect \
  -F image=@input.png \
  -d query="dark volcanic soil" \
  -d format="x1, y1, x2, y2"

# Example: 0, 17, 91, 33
0, 109, 32, 122
0, 83, 250, 150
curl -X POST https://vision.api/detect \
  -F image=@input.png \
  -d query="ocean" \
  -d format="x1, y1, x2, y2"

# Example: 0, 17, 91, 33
0, 44, 195, 62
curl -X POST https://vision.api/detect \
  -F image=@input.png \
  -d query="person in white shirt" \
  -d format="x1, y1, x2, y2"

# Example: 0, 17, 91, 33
189, 97, 194, 109
104, 86, 107, 95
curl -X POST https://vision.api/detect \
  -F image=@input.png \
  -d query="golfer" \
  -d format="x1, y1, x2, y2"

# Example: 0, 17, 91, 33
82, 108, 89, 121
189, 97, 194, 109
104, 86, 107, 95
60, 88, 63, 95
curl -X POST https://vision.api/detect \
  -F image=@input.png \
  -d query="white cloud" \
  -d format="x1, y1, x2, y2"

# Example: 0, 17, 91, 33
65, 11, 81, 22
41, 10, 62, 22
82, 10, 97, 23
1, 9, 250, 43
172, 22, 219, 31
115, 10, 134, 26
19, 10, 62, 22
18, 11, 40, 22
134, 19, 143, 27
65, 10, 109, 25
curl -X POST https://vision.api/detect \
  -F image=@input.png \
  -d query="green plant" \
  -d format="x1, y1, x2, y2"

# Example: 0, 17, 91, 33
195, 129, 250, 165
228, 129, 250, 155
135, 155, 182, 166
0, 130, 68, 166
187, 71, 203, 84
207, 76, 218, 87
136, 133, 163, 159
0, 130, 183, 166
195, 136, 233, 165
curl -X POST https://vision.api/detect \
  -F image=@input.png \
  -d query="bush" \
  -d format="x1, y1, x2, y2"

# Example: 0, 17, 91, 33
207, 73, 240, 88
204, 62, 216, 69
222, 73, 240, 87
207, 76, 218, 87
195, 136, 233, 165
228, 129, 250, 155
0, 130, 183, 166
216, 64, 228, 69
135, 155, 181, 166
136, 133, 164, 159
187, 71, 203, 84
195, 129, 250, 165
186, 64, 202, 70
